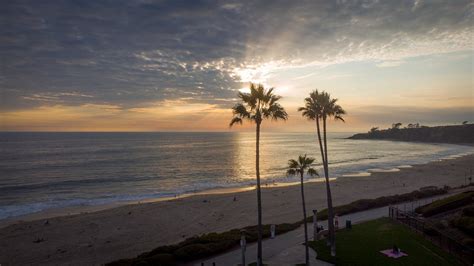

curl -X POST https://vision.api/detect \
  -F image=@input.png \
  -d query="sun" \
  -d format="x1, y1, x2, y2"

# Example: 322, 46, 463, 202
239, 87, 251, 93
233, 60, 296, 96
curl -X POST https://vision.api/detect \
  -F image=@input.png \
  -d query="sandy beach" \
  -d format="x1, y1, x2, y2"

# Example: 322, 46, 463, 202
1, 154, 473, 265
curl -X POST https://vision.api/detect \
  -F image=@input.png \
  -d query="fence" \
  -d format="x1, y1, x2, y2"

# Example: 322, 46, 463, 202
389, 206, 474, 265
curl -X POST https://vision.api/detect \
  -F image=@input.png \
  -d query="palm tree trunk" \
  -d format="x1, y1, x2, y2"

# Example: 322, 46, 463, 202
256, 121, 263, 266
316, 117, 335, 253
323, 116, 336, 256
300, 172, 309, 265
323, 117, 329, 181
315, 117, 326, 166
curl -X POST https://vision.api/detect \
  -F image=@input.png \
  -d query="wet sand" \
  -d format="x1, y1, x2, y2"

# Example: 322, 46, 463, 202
0, 154, 473, 265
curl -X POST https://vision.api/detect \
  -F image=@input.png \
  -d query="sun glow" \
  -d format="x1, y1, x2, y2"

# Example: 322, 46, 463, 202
239, 87, 251, 93
233, 60, 289, 85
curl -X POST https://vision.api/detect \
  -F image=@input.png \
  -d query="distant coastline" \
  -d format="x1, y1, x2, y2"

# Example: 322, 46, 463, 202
348, 124, 474, 144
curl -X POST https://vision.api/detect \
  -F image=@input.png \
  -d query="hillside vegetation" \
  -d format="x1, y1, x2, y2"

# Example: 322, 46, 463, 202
349, 124, 474, 143
415, 191, 473, 217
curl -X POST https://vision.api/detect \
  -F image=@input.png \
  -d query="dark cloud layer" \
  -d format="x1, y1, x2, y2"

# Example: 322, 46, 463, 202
1, 0, 472, 110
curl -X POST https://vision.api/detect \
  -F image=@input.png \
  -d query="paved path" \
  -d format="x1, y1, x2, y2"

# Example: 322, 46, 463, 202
194, 192, 455, 266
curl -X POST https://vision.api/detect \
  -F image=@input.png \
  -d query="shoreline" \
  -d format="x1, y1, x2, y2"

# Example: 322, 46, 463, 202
0, 178, 336, 229
1, 154, 473, 265
1, 147, 471, 226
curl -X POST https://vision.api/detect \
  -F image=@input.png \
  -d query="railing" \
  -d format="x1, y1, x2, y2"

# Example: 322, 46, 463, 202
389, 206, 474, 265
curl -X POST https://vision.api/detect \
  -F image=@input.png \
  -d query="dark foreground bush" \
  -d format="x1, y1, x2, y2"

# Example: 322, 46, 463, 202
423, 225, 439, 236
416, 191, 473, 217
451, 216, 474, 237
461, 237, 474, 248
107, 187, 447, 265
462, 205, 474, 216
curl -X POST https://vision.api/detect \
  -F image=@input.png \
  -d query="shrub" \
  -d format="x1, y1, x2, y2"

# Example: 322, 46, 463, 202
451, 216, 474, 237
423, 225, 439, 236
140, 245, 176, 258
461, 237, 474, 248
434, 221, 446, 230
416, 191, 473, 217
173, 244, 213, 260
462, 206, 474, 217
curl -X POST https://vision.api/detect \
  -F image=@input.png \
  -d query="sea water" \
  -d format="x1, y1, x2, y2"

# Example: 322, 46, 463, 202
1, 132, 473, 220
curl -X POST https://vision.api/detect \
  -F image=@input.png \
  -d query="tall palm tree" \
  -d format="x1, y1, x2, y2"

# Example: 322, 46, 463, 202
230, 83, 288, 266
298, 90, 346, 256
287, 155, 319, 266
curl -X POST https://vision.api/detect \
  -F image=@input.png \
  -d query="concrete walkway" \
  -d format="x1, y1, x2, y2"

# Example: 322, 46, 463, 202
194, 192, 456, 266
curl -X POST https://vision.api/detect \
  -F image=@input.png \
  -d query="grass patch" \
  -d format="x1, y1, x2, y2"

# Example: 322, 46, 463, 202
309, 218, 462, 266
416, 191, 473, 217
107, 188, 447, 265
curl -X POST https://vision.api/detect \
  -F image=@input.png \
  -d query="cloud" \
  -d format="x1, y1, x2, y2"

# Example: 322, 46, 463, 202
0, 0, 472, 114
376, 60, 405, 68
0, 100, 232, 131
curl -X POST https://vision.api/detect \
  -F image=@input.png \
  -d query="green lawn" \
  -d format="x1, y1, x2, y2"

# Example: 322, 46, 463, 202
309, 218, 462, 266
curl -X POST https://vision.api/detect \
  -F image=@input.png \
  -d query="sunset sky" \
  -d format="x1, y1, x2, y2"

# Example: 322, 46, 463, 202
1, 0, 473, 132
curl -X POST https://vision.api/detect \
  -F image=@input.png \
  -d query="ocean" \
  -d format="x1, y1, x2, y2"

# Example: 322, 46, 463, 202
1, 132, 473, 220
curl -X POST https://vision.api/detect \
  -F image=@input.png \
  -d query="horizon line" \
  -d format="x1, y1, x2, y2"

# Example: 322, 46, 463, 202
0, 130, 359, 134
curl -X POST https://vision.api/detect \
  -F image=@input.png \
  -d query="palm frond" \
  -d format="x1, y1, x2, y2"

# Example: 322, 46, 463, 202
286, 169, 297, 176
232, 103, 250, 118
300, 109, 316, 120
298, 90, 323, 120
301, 89, 346, 123
288, 159, 299, 169
264, 87, 275, 103
251, 84, 263, 100
333, 104, 346, 122
230, 103, 251, 127
229, 117, 243, 127
335, 115, 345, 122
238, 91, 256, 110
307, 168, 319, 177
230, 83, 287, 127
268, 94, 281, 107
263, 103, 288, 121
304, 156, 315, 165
298, 155, 305, 165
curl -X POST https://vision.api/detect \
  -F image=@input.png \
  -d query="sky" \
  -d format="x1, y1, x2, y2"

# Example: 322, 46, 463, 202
1, 0, 473, 132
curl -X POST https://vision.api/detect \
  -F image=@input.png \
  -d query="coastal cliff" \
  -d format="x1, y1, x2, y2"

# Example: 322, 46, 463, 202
349, 124, 474, 143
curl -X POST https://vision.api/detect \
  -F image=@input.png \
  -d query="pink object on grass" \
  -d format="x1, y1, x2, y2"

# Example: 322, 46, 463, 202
380, 249, 408, 258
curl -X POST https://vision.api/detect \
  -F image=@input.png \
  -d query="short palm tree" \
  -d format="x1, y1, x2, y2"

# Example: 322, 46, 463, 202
298, 90, 346, 256
230, 83, 288, 266
287, 155, 319, 266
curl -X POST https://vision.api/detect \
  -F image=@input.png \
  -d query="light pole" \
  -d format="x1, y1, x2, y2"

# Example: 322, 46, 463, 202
240, 229, 246, 266
313, 209, 318, 240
